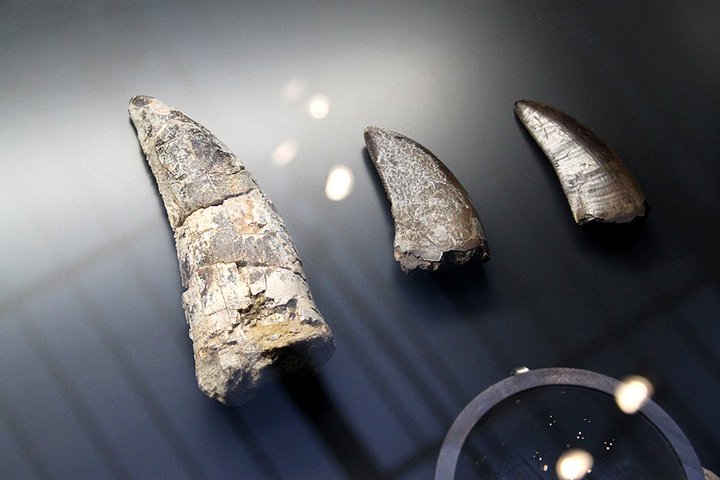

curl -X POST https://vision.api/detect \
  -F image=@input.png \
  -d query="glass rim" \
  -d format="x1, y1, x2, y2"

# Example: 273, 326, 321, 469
434, 367, 704, 480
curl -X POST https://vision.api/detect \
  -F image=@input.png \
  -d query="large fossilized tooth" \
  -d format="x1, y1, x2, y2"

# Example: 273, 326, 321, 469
129, 95, 334, 405
364, 126, 490, 272
515, 100, 648, 224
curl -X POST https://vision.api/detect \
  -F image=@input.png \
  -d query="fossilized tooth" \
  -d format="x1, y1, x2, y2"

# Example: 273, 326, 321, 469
514, 100, 648, 225
364, 126, 490, 272
129, 95, 334, 405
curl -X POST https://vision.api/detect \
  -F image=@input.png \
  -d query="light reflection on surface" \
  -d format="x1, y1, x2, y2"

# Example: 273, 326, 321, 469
556, 449, 593, 480
308, 94, 330, 119
532, 449, 550, 473
271, 138, 299, 167
325, 165, 354, 201
281, 77, 306, 103
614, 376, 654, 414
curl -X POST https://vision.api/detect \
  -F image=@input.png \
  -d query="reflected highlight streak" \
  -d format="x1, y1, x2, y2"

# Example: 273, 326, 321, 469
556, 449, 593, 480
325, 165, 354, 201
271, 139, 299, 167
308, 95, 330, 119
615, 375, 654, 414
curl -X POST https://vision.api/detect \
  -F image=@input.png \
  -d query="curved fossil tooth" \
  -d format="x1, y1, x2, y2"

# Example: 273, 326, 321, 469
129, 95, 334, 405
364, 126, 490, 272
515, 100, 648, 224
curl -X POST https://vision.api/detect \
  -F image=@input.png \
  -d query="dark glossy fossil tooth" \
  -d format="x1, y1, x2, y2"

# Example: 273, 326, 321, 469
364, 126, 490, 272
515, 100, 648, 224
129, 95, 334, 405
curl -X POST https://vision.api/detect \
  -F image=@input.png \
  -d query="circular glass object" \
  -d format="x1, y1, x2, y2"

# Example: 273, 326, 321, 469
435, 368, 704, 480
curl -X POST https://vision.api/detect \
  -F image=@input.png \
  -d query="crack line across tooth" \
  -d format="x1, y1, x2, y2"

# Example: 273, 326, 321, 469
129, 96, 334, 405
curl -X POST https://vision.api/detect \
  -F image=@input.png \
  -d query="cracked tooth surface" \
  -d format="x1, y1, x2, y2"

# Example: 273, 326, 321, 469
129, 96, 334, 405
364, 126, 490, 272
515, 100, 648, 224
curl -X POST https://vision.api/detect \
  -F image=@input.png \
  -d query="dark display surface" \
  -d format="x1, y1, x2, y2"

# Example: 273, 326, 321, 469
1, 1, 718, 478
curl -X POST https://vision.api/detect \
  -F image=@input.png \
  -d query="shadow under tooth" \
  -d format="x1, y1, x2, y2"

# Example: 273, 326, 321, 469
363, 126, 490, 272
514, 100, 648, 225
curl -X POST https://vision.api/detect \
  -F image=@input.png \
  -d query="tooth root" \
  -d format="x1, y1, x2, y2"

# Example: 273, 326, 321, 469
364, 126, 490, 272
514, 100, 648, 225
129, 96, 334, 405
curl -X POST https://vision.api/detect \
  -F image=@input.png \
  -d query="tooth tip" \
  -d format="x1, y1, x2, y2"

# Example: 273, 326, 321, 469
364, 126, 385, 137
364, 126, 394, 150
129, 95, 156, 108
514, 99, 539, 114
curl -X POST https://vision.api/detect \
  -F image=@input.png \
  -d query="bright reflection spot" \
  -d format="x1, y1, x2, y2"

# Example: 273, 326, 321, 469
308, 95, 330, 119
325, 165, 354, 201
281, 78, 306, 103
615, 375, 654, 414
556, 449, 593, 480
271, 139, 299, 167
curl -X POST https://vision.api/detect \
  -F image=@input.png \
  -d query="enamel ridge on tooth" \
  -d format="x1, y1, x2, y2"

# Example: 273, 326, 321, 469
129, 96, 334, 405
364, 126, 490, 272
515, 100, 648, 225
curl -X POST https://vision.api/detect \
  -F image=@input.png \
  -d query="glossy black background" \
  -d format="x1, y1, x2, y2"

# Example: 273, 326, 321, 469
1, 1, 718, 478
